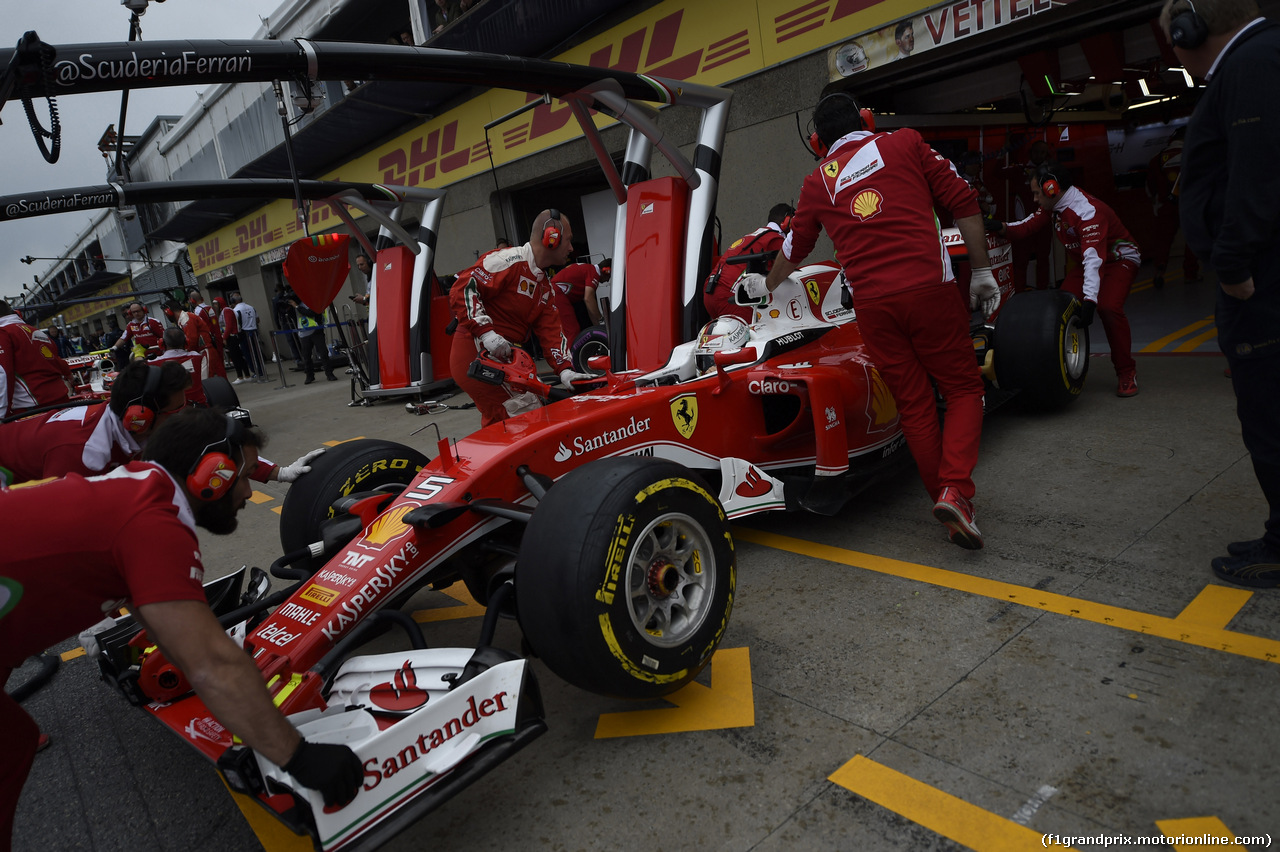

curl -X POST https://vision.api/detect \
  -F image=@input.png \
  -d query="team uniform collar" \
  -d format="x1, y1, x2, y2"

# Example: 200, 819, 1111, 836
827, 130, 876, 157
1206, 18, 1267, 80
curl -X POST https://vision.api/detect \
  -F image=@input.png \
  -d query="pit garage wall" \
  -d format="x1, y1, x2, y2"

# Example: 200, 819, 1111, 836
192, 0, 1125, 282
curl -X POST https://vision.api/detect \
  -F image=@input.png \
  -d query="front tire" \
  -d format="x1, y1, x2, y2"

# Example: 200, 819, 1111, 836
993, 289, 1089, 410
570, 325, 609, 373
279, 439, 429, 569
516, 458, 735, 699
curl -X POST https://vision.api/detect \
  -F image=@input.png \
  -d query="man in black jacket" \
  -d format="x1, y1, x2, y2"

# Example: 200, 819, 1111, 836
1162, 0, 1280, 586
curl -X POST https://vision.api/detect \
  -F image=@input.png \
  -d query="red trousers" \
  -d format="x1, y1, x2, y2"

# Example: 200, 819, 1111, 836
855, 285, 985, 502
449, 331, 520, 427
1, 672, 39, 852
1061, 260, 1138, 377
1012, 226, 1053, 292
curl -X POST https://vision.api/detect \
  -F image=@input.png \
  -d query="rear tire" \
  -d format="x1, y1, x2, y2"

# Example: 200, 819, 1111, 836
516, 458, 735, 699
279, 439, 429, 569
570, 326, 609, 373
993, 289, 1089, 410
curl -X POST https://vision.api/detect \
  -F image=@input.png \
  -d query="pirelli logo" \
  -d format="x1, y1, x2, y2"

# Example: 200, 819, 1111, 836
300, 584, 339, 607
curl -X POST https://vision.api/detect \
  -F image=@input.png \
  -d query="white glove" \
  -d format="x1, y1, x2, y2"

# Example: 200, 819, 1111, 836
277, 448, 326, 483
735, 272, 771, 304
560, 369, 595, 386
969, 267, 1001, 320
479, 330, 512, 361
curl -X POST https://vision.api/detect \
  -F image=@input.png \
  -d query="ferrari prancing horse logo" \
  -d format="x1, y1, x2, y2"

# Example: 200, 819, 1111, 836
671, 394, 698, 439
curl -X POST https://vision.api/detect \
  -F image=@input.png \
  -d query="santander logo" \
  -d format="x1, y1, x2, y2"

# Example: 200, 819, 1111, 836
370, 660, 430, 714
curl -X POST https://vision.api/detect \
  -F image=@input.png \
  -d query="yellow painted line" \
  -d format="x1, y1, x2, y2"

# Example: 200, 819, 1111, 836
60, 647, 86, 662
272, 506, 283, 515
219, 776, 314, 852
1175, 585, 1252, 629
323, 436, 366, 446
1155, 816, 1238, 850
412, 586, 486, 623
1140, 315, 1214, 353
247, 490, 275, 504
829, 755, 1063, 851
1173, 325, 1217, 353
594, 647, 754, 738
734, 529, 1280, 664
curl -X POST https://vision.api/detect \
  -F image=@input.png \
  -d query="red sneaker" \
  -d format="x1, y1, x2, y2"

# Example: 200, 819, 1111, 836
1116, 373, 1138, 397
933, 487, 984, 550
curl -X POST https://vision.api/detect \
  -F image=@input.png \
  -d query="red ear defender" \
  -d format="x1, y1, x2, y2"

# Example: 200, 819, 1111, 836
1041, 175, 1061, 198
809, 132, 828, 159
185, 416, 242, 502
123, 365, 162, 434
859, 108, 875, 133
541, 209, 563, 249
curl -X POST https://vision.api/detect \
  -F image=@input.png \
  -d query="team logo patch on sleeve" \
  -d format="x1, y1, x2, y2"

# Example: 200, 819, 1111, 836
517, 277, 537, 298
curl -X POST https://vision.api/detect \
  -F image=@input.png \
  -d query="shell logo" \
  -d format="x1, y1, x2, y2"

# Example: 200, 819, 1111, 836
866, 366, 898, 430
851, 189, 883, 221
364, 505, 416, 545
40, 344, 54, 358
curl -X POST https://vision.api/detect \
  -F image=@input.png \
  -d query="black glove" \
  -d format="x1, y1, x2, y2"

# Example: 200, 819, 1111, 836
1080, 299, 1097, 327
282, 739, 363, 808
982, 215, 1005, 234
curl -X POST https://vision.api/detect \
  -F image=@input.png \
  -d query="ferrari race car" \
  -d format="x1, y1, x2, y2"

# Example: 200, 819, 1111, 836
0, 33, 1086, 852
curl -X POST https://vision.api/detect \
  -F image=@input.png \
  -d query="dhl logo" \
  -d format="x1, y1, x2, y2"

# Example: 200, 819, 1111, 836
363, 504, 417, 546
377, 121, 488, 188
774, 0, 884, 44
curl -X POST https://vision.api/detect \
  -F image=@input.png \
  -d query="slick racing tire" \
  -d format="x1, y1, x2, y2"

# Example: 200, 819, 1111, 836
202, 375, 241, 410
993, 289, 1089, 410
516, 458, 735, 700
279, 439, 429, 570
570, 325, 609, 373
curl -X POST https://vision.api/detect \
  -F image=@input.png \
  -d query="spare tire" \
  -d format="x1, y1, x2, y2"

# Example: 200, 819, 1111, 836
203, 375, 240, 411
993, 289, 1089, 410
279, 439, 429, 570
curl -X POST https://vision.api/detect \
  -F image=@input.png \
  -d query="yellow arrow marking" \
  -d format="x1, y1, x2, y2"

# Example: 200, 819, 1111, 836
248, 490, 274, 504
323, 436, 366, 446
830, 755, 1062, 850
594, 647, 754, 738
734, 529, 1279, 664
1155, 817, 1238, 850
219, 776, 314, 852
272, 506, 283, 515
412, 586, 487, 622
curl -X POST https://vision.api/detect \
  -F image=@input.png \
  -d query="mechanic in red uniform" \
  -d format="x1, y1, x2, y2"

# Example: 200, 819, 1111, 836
216, 296, 251, 383
0, 299, 71, 419
162, 299, 216, 380
187, 288, 227, 378
0, 408, 362, 847
114, 301, 166, 361
0, 359, 323, 488
704, 203, 795, 322
745, 90, 1000, 549
997, 169, 1142, 397
549, 260, 608, 341
1006, 139, 1056, 292
153, 327, 209, 406
448, 209, 593, 426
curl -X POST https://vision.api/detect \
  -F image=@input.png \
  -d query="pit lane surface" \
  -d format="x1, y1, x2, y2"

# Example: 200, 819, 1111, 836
11, 307, 1278, 851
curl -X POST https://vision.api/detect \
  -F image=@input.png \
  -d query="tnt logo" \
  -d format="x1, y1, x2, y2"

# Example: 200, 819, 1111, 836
342, 551, 375, 568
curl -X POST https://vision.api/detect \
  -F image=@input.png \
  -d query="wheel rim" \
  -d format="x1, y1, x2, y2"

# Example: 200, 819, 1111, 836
626, 512, 715, 648
580, 339, 608, 363
1062, 316, 1087, 381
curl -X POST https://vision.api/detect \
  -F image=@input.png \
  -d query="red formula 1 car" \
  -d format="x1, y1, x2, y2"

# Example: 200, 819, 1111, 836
0, 34, 1087, 852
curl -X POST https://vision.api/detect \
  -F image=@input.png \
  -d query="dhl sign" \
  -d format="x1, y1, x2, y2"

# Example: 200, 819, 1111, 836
193, 0, 933, 276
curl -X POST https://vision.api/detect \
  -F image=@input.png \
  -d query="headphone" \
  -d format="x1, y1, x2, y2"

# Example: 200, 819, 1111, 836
808, 92, 876, 159
186, 416, 244, 502
1169, 0, 1209, 49
123, 365, 163, 434
777, 207, 796, 233
541, 209, 564, 249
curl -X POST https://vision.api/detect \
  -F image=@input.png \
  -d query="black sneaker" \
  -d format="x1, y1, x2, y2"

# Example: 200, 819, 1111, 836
304, 376, 316, 385
325, 374, 337, 381
1211, 543, 1280, 588
1228, 537, 1266, 557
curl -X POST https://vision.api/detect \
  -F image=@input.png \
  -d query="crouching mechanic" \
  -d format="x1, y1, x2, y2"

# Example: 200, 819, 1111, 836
448, 209, 594, 426
0, 360, 324, 487
743, 89, 1000, 549
0, 408, 363, 845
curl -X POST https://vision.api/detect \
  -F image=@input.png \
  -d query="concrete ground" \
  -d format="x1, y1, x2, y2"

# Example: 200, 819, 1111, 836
10, 286, 1277, 852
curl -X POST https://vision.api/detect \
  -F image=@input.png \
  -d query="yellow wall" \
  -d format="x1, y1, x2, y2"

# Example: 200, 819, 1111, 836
193, 0, 930, 276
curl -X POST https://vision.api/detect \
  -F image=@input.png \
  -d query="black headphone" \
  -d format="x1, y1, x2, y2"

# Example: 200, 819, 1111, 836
123, 365, 162, 434
1169, 0, 1209, 49
808, 92, 876, 159
541, 209, 564, 249
186, 415, 244, 502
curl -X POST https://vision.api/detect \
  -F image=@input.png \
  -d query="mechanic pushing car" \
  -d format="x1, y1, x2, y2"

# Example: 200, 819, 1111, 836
994, 168, 1142, 398
0, 408, 363, 849
0, 359, 323, 487
0, 299, 72, 419
704, 202, 795, 322
743, 90, 1000, 549
448, 208, 595, 426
